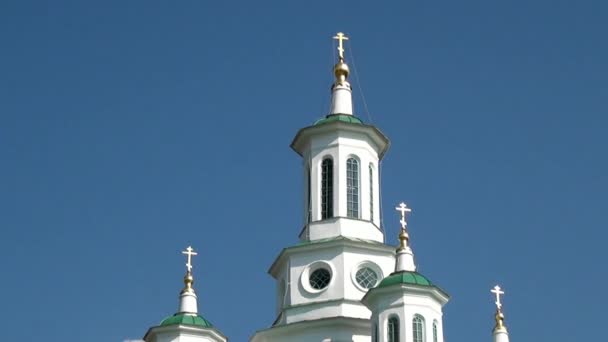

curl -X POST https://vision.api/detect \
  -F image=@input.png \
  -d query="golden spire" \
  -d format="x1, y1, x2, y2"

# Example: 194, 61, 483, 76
332, 32, 350, 86
181, 246, 198, 294
395, 202, 412, 250
491, 285, 508, 333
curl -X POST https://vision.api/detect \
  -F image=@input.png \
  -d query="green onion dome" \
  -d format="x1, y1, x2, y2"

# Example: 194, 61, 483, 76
160, 314, 213, 328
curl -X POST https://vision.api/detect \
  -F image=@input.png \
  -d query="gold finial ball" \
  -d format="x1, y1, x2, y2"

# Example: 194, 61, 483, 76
494, 310, 505, 328
334, 61, 350, 80
184, 272, 194, 284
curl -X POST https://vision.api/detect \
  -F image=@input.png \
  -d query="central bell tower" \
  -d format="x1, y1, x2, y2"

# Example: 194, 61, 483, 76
291, 32, 390, 243
252, 32, 395, 342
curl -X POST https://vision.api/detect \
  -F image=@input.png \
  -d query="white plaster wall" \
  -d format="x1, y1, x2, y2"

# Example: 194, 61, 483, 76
251, 318, 372, 342
281, 242, 395, 324
147, 328, 226, 342
284, 300, 370, 324
288, 247, 344, 307
307, 218, 383, 242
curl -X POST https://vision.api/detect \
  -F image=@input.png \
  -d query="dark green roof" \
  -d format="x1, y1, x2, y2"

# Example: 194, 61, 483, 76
160, 314, 213, 328
314, 114, 363, 126
377, 271, 433, 288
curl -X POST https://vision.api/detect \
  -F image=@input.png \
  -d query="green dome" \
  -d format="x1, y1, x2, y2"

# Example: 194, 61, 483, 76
314, 114, 363, 126
160, 313, 213, 328
377, 271, 433, 288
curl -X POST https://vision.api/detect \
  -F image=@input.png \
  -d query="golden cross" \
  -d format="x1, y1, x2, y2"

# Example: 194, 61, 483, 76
182, 246, 198, 273
333, 32, 349, 60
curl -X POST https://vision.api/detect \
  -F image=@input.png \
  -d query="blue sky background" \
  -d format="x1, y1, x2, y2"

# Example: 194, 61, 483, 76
1, 1, 606, 341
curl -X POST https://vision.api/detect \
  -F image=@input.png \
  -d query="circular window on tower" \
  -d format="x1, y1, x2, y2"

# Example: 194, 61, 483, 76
309, 268, 331, 290
356, 267, 378, 289
351, 262, 383, 291
301, 261, 334, 294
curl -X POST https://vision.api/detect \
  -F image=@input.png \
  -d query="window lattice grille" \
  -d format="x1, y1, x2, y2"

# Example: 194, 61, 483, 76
309, 268, 331, 290
356, 267, 378, 289
413, 315, 425, 342
321, 158, 333, 219
347, 158, 359, 218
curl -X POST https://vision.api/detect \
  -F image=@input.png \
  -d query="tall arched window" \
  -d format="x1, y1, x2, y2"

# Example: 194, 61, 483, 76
369, 163, 374, 221
346, 157, 360, 218
432, 320, 438, 342
388, 316, 400, 342
413, 315, 425, 342
321, 158, 333, 219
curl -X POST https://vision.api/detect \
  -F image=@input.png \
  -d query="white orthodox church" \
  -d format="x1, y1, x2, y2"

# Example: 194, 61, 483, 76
141, 33, 511, 342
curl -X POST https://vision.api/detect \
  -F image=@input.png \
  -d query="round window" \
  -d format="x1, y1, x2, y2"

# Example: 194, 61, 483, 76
309, 268, 331, 290
355, 266, 378, 289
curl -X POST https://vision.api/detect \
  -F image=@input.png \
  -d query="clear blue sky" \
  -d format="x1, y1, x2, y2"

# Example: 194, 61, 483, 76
1, 1, 606, 341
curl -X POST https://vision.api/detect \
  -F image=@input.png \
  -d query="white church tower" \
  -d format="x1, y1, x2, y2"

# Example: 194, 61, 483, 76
135, 32, 518, 342
144, 246, 227, 342
362, 204, 449, 342
251, 32, 397, 342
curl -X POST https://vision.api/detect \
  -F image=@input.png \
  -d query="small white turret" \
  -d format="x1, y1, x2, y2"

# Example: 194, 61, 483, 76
362, 202, 449, 342
143, 246, 227, 342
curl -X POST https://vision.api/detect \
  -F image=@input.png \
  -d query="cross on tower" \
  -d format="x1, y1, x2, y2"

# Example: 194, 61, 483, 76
182, 246, 198, 273
395, 202, 412, 230
333, 32, 349, 60
491, 285, 505, 310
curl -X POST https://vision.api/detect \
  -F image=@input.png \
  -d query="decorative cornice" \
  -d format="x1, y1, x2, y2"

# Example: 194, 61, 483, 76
268, 236, 395, 277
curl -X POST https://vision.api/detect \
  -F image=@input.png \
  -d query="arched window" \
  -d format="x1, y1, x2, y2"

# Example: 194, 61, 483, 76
321, 158, 333, 219
433, 320, 438, 342
413, 315, 425, 342
346, 157, 360, 218
388, 316, 400, 342
369, 163, 374, 221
